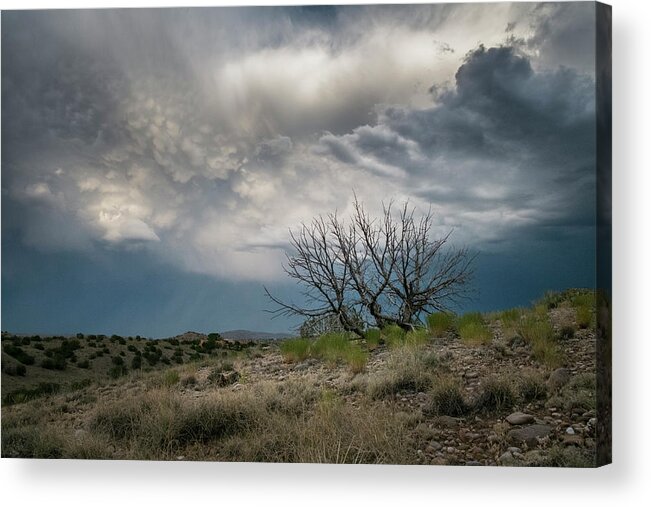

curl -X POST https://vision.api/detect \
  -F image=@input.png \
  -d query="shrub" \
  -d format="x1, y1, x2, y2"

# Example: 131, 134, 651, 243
539, 291, 563, 309
180, 375, 197, 387
382, 325, 406, 348
558, 325, 576, 340
2, 345, 35, 365
427, 312, 455, 337
343, 347, 368, 374
365, 328, 382, 349
131, 355, 142, 369
68, 379, 92, 391
41, 356, 67, 370
405, 328, 430, 347
497, 307, 524, 326
576, 306, 593, 329
3, 382, 61, 405
280, 338, 311, 362
77, 360, 90, 369
425, 378, 469, 416
162, 370, 180, 387
518, 372, 548, 402
456, 313, 492, 346
473, 378, 515, 413
518, 316, 565, 369
367, 347, 434, 399
538, 446, 595, 468
109, 365, 128, 379
3, 364, 27, 376
311, 333, 368, 372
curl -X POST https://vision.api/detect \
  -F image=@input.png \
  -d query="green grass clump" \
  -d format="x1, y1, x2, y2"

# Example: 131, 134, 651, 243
365, 328, 382, 350
426, 312, 455, 337
425, 378, 469, 417
575, 306, 593, 329
497, 307, 524, 326
162, 370, 180, 387
312, 333, 367, 373
343, 347, 368, 374
456, 313, 492, 346
473, 378, 515, 413
281, 333, 367, 373
280, 338, 311, 362
404, 328, 430, 347
312, 333, 351, 362
382, 325, 407, 348
568, 291, 595, 329
518, 316, 565, 369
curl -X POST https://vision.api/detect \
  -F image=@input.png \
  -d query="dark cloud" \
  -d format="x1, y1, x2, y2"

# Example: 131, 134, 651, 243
317, 45, 596, 247
1, 4, 602, 336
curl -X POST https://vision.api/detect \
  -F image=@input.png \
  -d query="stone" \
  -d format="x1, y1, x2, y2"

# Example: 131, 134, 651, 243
429, 441, 443, 451
506, 412, 535, 425
547, 367, 571, 391
437, 415, 460, 428
566, 427, 576, 435
499, 451, 518, 466
562, 435, 584, 446
508, 424, 553, 448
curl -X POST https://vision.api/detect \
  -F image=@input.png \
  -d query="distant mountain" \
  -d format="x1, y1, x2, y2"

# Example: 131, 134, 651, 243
219, 329, 294, 341
170, 331, 209, 342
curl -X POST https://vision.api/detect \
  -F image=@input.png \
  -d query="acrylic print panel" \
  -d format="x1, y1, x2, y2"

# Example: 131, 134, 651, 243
0, 2, 611, 466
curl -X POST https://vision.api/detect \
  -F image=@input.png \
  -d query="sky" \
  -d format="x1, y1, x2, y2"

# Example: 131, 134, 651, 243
1, 2, 601, 337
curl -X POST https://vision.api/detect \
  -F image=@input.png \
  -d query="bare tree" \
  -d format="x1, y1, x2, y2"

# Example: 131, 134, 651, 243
266, 197, 475, 335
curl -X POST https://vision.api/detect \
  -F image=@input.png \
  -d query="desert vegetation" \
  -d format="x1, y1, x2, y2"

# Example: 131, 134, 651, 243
2, 289, 598, 466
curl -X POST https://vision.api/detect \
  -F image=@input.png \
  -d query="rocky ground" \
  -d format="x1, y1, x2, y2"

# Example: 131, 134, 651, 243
2, 300, 599, 466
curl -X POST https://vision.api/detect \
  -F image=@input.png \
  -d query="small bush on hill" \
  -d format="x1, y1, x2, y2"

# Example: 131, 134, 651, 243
426, 312, 455, 337
3, 345, 36, 365
425, 378, 469, 416
280, 338, 311, 362
473, 378, 515, 413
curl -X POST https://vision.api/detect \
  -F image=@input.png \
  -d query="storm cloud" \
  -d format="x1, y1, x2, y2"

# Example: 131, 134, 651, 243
1, 4, 600, 335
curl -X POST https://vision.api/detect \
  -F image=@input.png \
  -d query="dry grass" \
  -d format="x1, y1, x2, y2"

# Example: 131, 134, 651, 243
367, 346, 437, 399
424, 377, 469, 417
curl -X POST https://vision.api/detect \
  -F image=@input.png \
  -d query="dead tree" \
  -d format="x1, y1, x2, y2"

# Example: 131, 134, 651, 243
265, 197, 475, 334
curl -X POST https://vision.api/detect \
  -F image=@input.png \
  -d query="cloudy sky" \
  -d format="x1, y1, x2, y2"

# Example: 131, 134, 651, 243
2, 2, 600, 337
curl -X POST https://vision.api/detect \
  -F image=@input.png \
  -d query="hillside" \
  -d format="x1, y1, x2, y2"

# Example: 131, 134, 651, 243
1, 289, 599, 466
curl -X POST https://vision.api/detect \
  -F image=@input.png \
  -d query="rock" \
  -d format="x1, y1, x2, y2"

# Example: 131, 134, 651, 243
429, 441, 443, 451
507, 447, 522, 454
508, 424, 553, 448
547, 368, 571, 391
562, 435, 584, 446
506, 412, 535, 425
566, 427, 575, 435
499, 451, 518, 466
465, 461, 483, 466
437, 415, 460, 428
